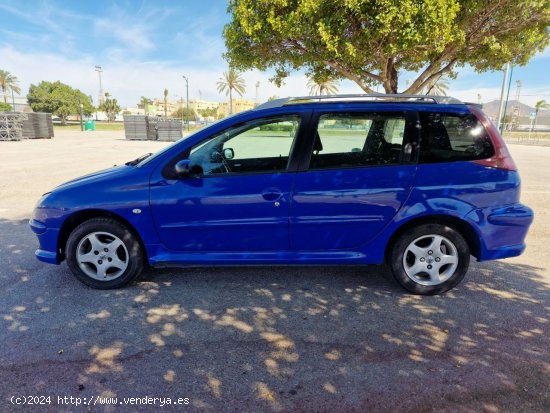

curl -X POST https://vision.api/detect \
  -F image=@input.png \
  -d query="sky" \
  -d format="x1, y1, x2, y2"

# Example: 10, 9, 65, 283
1, 0, 549, 108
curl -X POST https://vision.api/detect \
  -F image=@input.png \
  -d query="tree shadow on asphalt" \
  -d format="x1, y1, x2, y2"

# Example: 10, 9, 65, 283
1, 218, 549, 412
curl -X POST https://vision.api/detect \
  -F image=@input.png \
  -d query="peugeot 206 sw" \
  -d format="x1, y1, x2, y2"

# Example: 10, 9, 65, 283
30, 95, 533, 295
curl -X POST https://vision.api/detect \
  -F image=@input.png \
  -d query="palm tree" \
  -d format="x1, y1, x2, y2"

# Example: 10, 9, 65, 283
163, 88, 168, 117
139, 96, 152, 113
307, 77, 339, 95
425, 77, 449, 96
99, 92, 121, 122
216, 68, 246, 115
0, 69, 21, 105
532, 99, 550, 132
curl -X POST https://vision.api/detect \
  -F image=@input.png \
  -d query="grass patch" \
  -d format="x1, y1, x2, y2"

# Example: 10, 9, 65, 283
503, 131, 550, 140
54, 122, 125, 131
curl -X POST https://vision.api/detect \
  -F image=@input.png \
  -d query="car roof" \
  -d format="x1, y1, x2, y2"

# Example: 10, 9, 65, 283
254, 94, 465, 111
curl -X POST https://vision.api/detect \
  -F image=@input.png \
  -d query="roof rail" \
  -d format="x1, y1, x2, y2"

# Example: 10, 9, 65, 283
254, 94, 463, 110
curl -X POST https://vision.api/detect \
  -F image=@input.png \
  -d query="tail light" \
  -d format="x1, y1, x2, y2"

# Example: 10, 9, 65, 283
468, 105, 517, 171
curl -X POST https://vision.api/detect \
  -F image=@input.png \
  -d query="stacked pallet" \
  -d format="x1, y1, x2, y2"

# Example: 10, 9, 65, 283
21, 113, 54, 139
123, 115, 182, 141
123, 115, 148, 140
157, 119, 183, 142
147, 117, 159, 141
0, 112, 26, 141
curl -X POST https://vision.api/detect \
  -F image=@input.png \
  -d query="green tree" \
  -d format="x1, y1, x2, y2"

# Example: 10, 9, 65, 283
197, 107, 218, 119
27, 81, 94, 125
171, 107, 198, 121
216, 68, 246, 115
532, 99, 550, 131
99, 92, 121, 122
0, 101, 13, 111
307, 76, 339, 95
224, 0, 550, 94
0, 69, 21, 105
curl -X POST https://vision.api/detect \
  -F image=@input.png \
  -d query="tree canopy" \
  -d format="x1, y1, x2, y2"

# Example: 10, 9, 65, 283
27, 81, 94, 122
224, 0, 550, 94
171, 107, 198, 121
0, 101, 13, 111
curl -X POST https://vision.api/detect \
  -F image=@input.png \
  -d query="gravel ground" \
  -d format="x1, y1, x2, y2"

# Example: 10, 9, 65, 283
0, 131, 549, 412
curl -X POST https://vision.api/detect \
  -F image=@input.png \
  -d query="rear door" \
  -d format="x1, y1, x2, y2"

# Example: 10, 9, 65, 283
290, 108, 419, 250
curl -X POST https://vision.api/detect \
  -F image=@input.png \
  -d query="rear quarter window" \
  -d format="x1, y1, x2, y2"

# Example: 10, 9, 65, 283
419, 112, 494, 163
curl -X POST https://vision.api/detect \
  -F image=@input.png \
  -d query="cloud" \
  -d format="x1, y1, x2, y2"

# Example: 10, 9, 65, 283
1, 46, 337, 107
94, 19, 155, 54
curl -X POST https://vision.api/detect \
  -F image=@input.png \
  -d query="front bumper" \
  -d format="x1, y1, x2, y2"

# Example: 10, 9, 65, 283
466, 203, 534, 261
29, 219, 61, 264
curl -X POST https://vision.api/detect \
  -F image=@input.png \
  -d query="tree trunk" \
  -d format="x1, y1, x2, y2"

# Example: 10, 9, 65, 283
229, 88, 233, 115
383, 66, 399, 94
532, 109, 539, 132
61, 116, 67, 126
2, 88, 6, 104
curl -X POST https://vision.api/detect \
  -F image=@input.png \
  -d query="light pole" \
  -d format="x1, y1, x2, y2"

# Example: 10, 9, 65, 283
496, 63, 510, 133
94, 65, 104, 106
182, 75, 189, 131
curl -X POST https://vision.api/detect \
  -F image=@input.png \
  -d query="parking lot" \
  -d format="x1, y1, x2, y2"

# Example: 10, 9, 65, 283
1, 130, 549, 412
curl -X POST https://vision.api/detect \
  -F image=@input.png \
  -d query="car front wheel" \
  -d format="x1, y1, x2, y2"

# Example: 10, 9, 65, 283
389, 224, 470, 295
65, 218, 144, 289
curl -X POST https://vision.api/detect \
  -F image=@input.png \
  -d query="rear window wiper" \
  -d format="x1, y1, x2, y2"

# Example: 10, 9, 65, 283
125, 153, 152, 166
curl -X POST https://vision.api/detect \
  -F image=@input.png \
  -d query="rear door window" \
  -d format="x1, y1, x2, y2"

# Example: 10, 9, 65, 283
419, 112, 494, 163
308, 112, 407, 169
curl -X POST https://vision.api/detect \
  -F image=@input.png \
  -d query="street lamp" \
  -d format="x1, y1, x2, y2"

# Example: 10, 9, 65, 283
182, 75, 189, 131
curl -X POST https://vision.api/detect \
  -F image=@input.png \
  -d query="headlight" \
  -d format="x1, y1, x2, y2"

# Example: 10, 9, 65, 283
36, 192, 52, 207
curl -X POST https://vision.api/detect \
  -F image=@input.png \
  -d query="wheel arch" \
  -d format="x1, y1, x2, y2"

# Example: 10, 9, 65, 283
384, 215, 481, 262
58, 209, 148, 263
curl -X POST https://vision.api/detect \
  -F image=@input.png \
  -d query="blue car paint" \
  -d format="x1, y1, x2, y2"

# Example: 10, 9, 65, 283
30, 102, 533, 268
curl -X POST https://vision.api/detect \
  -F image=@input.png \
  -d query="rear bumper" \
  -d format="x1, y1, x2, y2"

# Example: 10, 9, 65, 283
466, 203, 533, 261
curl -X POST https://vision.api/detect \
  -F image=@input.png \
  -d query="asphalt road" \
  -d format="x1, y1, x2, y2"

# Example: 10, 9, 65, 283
0, 131, 549, 412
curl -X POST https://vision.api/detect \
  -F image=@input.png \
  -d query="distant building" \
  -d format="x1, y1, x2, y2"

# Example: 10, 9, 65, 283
3, 96, 31, 112
188, 99, 218, 112
218, 99, 256, 117
124, 97, 257, 120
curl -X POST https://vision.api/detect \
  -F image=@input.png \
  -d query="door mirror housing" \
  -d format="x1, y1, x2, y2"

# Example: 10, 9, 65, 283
223, 148, 235, 160
174, 159, 191, 177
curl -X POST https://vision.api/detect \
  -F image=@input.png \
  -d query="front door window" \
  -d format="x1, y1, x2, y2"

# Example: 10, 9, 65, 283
188, 115, 301, 175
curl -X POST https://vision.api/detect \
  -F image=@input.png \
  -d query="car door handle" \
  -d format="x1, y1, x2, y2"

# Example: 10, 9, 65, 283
262, 190, 282, 201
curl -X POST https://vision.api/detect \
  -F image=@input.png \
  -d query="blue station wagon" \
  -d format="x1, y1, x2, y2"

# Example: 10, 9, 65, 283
30, 95, 533, 294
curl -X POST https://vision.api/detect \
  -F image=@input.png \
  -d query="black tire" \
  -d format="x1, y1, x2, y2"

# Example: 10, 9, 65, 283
389, 223, 470, 295
65, 218, 144, 289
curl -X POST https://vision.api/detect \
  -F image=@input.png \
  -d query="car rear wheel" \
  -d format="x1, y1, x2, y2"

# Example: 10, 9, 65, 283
389, 224, 470, 295
66, 218, 144, 289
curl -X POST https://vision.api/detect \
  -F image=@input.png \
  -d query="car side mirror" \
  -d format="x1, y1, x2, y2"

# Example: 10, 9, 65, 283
223, 148, 234, 160
174, 159, 191, 177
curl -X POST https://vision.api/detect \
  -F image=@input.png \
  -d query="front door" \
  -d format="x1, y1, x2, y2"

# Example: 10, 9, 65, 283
149, 114, 304, 252
290, 110, 418, 250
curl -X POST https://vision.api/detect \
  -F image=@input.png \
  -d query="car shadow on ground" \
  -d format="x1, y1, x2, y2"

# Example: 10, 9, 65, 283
1, 218, 549, 412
